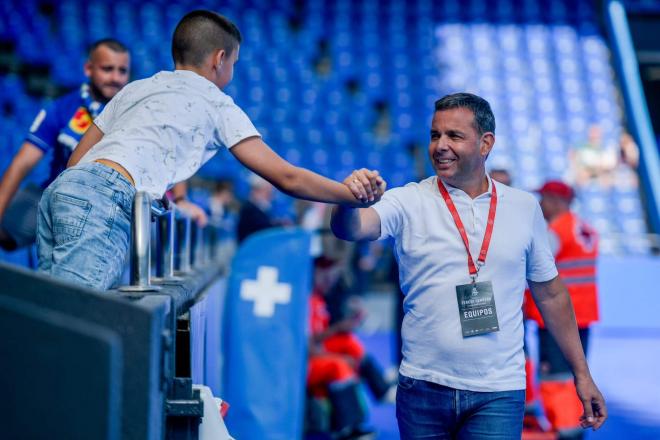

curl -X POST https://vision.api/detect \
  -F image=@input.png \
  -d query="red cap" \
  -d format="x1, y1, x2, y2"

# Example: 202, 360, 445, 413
537, 180, 574, 201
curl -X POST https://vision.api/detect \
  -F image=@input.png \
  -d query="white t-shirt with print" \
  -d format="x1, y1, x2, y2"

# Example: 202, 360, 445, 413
372, 176, 558, 392
81, 70, 260, 198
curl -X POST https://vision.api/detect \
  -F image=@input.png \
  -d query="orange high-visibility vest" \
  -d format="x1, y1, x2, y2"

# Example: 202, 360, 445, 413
525, 211, 599, 328
539, 379, 584, 435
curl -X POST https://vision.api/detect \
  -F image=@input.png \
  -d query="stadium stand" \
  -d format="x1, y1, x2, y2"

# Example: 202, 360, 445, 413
2, 2, 660, 439
0, 0, 655, 268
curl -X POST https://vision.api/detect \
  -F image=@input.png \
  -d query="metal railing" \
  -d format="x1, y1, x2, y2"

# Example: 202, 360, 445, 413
1, 190, 230, 440
118, 191, 220, 293
115, 191, 230, 438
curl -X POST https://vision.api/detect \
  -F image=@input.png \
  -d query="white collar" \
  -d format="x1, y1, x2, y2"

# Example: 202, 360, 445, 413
437, 176, 497, 200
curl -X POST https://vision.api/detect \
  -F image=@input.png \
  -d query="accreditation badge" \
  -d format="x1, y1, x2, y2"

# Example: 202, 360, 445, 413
455, 281, 500, 337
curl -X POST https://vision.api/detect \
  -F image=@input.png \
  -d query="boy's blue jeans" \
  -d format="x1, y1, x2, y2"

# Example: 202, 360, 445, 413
396, 374, 525, 439
37, 162, 136, 290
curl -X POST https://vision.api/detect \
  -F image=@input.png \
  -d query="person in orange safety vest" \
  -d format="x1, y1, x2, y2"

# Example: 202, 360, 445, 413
307, 255, 390, 440
524, 180, 599, 440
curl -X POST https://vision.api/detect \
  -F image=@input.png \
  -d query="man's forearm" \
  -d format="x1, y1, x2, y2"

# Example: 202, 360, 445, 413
331, 205, 362, 241
0, 168, 23, 220
0, 145, 42, 219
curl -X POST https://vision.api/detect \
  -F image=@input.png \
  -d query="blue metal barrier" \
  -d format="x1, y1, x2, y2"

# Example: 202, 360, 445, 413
0, 191, 229, 439
605, 0, 660, 233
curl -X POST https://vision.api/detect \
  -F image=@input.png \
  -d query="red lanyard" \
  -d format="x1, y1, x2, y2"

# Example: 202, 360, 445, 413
436, 178, 498, 279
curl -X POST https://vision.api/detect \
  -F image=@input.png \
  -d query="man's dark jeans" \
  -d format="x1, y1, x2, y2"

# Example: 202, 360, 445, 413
396, 374, 525, 439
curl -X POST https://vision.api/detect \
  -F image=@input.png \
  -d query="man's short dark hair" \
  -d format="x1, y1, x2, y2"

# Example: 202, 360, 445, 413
88, 38, 129, 57
172, 10, 242, 67
434, 93, 496, 135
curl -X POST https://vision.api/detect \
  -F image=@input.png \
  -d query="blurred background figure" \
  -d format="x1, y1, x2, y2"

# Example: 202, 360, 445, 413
0, 39, 130, 253
569, 125, 618, 189
525, 180, 599, 440
306, 255, 393, 440
209, 179, 238, 232
237, 174, 280, 243
618, 131, 640, 170
490, 167, 513, 186
613, 131, 641, 189
297, 200, 330, 258
207, 179, 239, 267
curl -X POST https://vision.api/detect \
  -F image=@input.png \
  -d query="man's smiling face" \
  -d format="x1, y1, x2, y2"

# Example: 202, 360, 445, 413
428, 107, 492, 188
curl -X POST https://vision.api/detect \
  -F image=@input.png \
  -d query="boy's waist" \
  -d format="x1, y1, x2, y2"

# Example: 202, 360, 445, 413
93, 159, 135, 186
83, 152, 172, 199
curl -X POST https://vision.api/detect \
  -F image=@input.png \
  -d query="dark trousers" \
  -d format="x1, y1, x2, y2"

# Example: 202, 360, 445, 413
538, 328, 590, 376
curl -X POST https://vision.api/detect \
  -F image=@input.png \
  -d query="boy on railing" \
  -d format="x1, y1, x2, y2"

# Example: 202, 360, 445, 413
36, 10, 385, 290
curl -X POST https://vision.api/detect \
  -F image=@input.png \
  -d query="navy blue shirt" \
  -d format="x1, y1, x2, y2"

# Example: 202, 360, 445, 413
25, 84, 105, 188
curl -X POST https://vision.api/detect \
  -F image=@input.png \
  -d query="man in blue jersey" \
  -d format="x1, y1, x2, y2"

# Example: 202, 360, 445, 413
0, 39, 130, 250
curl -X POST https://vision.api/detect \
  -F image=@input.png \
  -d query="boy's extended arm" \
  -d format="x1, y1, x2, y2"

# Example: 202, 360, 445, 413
230, 137, 384, 206
67, 123, 104, 168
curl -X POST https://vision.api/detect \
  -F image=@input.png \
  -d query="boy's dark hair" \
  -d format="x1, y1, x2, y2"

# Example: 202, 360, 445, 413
87, 38, 129, 57
172, 10, 242, 67
434, 92, 496, 135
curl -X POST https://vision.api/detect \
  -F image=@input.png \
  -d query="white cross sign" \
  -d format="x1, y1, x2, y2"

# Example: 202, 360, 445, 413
240, 266, 292, 318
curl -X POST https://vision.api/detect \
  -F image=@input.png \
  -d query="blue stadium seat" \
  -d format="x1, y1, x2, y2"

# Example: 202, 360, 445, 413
0, 0, 652, 258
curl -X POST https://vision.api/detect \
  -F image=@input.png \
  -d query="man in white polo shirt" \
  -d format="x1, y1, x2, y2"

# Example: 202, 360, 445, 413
331, 93, 606, 439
